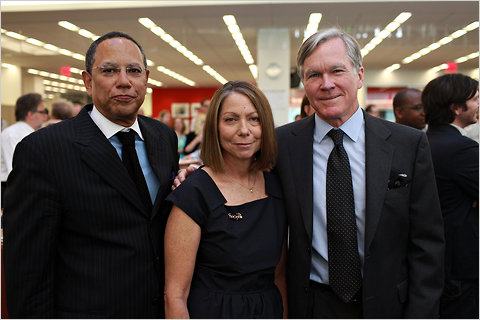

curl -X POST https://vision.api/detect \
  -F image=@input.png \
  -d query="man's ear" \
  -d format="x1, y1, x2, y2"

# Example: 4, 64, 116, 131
394, 107, 403, 120
450, 103, 463, 116
82, 71, 93, 96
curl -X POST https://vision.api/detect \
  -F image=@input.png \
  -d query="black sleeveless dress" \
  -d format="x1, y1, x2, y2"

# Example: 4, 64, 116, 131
166, 169, 286, 318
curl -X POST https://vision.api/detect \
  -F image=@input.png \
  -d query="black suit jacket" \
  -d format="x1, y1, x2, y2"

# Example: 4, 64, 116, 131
3, 104, 179, 318
275, 111, 444, 318
427, 124, 478, 280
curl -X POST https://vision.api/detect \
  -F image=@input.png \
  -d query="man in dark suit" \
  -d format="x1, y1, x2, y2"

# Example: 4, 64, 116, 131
3, 31, 179, 318
275, 28, 444, 318
422, 73, 479, 319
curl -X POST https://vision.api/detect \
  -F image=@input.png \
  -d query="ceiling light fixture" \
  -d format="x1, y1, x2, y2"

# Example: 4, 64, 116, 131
27, 68, 85, 86
202, 65, 228, 84
3, 28, 85, 60
303, 13, 322, 42
140, 17, 227, 83
157, 66, 196, 87
361, 12, 411, 57
402, 21, 478, 65
223, 14, 257, 79
57, 20, 99, 41
431, 51, 480, 72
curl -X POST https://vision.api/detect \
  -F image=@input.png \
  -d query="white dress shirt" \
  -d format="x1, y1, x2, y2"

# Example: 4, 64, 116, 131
1, 121, 35, 182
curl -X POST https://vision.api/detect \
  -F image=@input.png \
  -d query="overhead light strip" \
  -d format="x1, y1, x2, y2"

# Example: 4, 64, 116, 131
401, 21, 478, 65
223, 15, 257, 80
361, 12, 411, 57
431, 51, 480, 72
27, 68, 85, 87
58, 21, 99, 41
302, 13, 322, 43
2, 28, 85, 61
42, 79, 85, 92
157, 66, 196, 87
139, 17, 227, 85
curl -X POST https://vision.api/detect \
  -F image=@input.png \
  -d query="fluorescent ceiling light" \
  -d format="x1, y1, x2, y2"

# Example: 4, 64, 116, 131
223, 14, 256, 79
361, 12, 411, 57
58, 20, 79, 32
401, 21, 478, 66
140, 17, 225, 83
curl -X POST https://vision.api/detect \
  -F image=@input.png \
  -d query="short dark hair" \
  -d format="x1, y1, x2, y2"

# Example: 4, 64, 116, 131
422, 73, 478, 127
85, 31, 147, 74
201, 81, 277, 172
393, 88, 421, 110
15, 93, 43, 121
51, 99, 74, 120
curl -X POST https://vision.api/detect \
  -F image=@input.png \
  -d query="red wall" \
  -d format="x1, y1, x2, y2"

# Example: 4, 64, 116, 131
152, 87, 219, 120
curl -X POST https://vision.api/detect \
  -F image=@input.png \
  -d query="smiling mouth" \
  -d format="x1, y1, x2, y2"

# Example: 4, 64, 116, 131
113, 95, 135, 101
319, 95, 341, 101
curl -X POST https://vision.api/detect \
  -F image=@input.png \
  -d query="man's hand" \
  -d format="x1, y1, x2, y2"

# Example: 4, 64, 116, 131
172, 165, 198, 190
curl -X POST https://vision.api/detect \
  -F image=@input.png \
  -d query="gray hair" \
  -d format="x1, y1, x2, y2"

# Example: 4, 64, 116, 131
297, 28, 363, 80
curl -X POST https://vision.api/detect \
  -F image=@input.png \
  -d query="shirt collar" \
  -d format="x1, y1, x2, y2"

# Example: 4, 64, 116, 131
314, 105, 364, 143
449, 123, 467, 136
89, 105, 144, 140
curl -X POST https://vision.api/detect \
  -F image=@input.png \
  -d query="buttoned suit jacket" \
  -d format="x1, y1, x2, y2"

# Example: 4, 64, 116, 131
3, 104, 179, 318
275, 111, 444, 318
427, 124, 478, 280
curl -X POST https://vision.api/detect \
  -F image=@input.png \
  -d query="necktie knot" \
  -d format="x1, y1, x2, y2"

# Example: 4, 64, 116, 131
116, 130, 136, 147
327, 129, 344, 146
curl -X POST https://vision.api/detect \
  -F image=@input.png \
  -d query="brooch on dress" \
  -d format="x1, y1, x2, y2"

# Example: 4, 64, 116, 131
227, 212, 243, 221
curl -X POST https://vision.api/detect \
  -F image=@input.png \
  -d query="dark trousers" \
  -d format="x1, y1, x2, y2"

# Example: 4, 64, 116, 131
306, 280, 363, 318
440, 279, 478, 319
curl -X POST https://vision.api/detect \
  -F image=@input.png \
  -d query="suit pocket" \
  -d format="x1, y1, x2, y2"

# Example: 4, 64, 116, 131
397, 280, 408, 304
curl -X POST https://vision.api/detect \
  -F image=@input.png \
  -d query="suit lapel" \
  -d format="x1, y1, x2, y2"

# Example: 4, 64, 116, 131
74, 105, 148, 216
364, 112, 394, 251
289, 117, 315, 241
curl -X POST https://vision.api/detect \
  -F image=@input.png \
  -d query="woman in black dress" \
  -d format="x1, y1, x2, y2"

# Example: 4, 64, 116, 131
164, 81, 287, 319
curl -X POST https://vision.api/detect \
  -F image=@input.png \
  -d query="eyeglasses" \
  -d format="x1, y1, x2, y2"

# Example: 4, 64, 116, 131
400, 104, 424, 112
95, 65, 145, 77
34, 109, 48, 114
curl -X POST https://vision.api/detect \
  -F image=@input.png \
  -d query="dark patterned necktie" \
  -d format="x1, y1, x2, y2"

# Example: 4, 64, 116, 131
116, 130, 152, 212
326, 129, 362, 303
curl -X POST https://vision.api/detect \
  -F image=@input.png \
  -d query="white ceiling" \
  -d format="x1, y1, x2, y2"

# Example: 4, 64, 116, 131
1, 0, 479, 88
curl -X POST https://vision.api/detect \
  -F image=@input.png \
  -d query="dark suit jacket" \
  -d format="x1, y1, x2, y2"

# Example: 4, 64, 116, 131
427, 124, 478, 280
275, 111, 444, 318
3, 104, 179, 318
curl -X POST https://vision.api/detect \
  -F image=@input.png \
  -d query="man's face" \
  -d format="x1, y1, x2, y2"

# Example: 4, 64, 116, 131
456, 89, 479, 128
30, 101, 47, 130
302, 37, 364, 127
82, 37, 149, 127
395, 91, 425, 130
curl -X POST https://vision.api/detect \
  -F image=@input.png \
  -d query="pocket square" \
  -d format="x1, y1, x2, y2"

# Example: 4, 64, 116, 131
388, 173, 411, 189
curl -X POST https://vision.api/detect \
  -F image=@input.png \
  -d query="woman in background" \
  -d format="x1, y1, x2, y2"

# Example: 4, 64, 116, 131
173, 117, 187, 159
164, 81, 287, 319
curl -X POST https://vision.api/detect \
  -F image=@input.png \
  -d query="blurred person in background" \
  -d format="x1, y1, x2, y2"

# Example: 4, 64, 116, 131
300, 94, 315, 118
42, 98, 74, 127
173, 117, 187, 159
423, 73, 479, 319
158, 110, 171, 126
364, 104, 379, 117
1, 93, 46, 206
393, 88, 426, 131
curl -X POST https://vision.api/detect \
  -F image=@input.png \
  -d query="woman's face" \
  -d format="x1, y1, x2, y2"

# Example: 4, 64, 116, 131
218, 92, 262, 163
